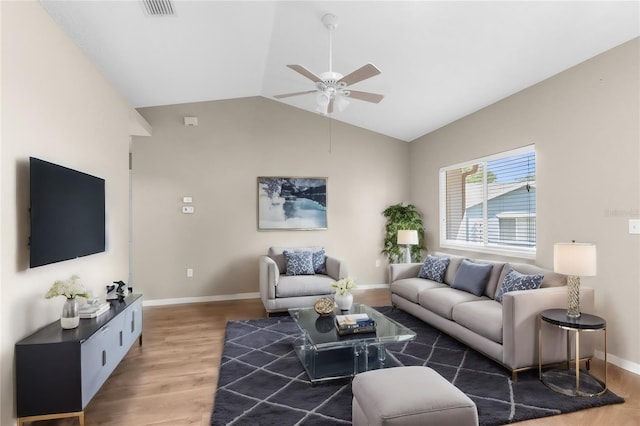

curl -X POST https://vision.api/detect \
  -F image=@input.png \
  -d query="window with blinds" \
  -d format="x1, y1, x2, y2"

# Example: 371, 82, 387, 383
439, 145, 536, 258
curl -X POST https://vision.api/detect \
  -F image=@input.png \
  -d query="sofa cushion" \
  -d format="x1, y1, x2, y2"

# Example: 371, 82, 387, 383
418, 287, 485, 320
312, 249, 327, 274
418, 255, 450, 283
275, 275, 334, 298
451, 259, 493, 296
495, 268, 543, 303
452, 300, 503, 344
283, 250, 315, 275
481, 261, 507, 298
269, 246, 322, 274
391, 278, 447, 303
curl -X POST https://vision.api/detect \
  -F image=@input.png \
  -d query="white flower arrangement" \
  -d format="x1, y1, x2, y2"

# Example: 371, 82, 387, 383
45, 275, 89, 300
330, 276, 356, 296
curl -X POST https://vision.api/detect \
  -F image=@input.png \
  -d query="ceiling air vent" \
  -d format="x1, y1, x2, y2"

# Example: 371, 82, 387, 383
142, 0, 175, 16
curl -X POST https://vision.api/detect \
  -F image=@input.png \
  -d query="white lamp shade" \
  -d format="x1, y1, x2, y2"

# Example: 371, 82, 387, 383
553, 242, 597, 276
397, 230, 419, 245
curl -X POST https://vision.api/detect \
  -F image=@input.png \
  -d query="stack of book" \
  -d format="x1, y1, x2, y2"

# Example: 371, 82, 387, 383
79, 300, 111, 319
335, 313, 376, 336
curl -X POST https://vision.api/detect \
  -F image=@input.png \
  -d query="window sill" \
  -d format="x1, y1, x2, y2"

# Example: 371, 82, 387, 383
440, 242, 536, 260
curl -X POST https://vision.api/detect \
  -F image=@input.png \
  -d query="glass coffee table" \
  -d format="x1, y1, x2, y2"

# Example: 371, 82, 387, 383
288, 303, 416, 383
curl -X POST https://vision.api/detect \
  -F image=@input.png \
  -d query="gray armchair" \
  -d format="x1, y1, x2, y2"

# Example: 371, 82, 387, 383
259, 246, 348, 315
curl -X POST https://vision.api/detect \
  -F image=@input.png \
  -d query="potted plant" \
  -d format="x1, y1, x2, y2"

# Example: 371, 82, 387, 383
381, 203, 425, 263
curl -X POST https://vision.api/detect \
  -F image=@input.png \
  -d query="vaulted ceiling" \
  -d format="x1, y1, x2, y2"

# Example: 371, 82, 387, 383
40, 1, 639, 142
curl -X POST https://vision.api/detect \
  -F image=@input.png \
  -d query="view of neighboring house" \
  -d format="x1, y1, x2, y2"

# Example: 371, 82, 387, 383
444, 149, 536, 250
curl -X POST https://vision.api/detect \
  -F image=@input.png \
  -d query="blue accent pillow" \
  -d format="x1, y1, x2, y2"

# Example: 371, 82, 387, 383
495, 268, 544, 303
418, 255, 450, 283
283, 250, 315, 276
312, 249, 327, 274
451, 259, 493, 296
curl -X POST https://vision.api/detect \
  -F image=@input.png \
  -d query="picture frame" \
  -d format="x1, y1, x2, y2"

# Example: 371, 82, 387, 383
257, 177, 327, 230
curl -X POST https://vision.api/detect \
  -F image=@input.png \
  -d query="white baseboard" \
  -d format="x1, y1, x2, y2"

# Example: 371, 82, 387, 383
354, 284, 390, 290
143, 292, 260, 307
595, 349, 640, 376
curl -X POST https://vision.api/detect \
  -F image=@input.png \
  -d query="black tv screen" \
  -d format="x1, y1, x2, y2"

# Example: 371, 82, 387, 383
29, 157, 106, 268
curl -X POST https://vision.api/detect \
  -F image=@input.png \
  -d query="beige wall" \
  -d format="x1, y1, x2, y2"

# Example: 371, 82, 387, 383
410, 38, 640, 369
132, 98, 409, 300
1, 2, 132, 424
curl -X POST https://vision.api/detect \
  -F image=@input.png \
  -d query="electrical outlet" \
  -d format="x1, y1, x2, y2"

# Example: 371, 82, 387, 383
630, 219, 640, 234
375, 259, 381, 267
182, 206, 194, 214
187, 268, 193, 278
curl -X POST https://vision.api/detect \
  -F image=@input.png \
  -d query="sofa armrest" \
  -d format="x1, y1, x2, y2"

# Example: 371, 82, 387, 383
325, 256, 348, 281
389, 263, 422, 282
502, 286, 595, 370
259, 256, 279, 303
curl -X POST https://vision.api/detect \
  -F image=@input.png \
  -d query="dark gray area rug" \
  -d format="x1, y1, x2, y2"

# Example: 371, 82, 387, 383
211, 306, 624, 425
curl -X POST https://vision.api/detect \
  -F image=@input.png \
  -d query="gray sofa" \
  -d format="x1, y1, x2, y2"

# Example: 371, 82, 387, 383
390, 252, 595, 379
259, 246, 348, 315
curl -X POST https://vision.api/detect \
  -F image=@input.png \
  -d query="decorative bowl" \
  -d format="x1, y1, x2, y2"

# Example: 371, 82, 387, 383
314, 297, 335, 315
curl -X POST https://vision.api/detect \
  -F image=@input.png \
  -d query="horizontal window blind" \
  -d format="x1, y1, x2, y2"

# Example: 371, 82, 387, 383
440, 146, 536, 256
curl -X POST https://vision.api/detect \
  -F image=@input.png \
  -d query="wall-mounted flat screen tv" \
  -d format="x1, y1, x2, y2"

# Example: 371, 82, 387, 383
29, 157, 106, 268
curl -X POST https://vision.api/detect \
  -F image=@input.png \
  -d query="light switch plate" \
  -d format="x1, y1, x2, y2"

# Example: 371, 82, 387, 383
629, 219, 640, 234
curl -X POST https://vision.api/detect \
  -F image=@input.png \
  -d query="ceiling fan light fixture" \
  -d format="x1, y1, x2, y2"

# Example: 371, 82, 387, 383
335, 95, 350, 113
316, 103, 329, 115
316, 91, 331, 115
316, 92, 330, 106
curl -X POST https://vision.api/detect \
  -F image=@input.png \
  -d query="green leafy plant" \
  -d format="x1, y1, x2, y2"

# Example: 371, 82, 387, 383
382, 203, 425, 264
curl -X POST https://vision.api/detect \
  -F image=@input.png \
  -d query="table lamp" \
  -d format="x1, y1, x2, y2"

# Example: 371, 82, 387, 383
397, 230, 418, 263
553, 241, 597, 318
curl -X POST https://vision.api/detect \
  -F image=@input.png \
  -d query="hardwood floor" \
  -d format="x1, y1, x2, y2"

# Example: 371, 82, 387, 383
31, 289, 639, 426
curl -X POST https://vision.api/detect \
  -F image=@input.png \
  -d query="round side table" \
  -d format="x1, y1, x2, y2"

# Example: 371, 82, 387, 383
538, 308, 607, 397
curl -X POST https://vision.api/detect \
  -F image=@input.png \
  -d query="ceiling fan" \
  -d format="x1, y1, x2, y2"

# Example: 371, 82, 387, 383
274, 13, 384, 115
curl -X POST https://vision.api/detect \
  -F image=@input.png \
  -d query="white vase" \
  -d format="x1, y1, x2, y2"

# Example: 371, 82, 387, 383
334, 293, 353, 311
61, 297, 79, 329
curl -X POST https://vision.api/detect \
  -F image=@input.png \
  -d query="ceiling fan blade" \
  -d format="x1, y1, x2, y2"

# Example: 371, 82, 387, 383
274, 90, 317, 99
347, 90, 384, 103
338, 63, 381, 86
287, 64, 322, 83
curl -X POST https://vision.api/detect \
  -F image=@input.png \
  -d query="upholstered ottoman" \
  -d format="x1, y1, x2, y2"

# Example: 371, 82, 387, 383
352, 366, 478, 426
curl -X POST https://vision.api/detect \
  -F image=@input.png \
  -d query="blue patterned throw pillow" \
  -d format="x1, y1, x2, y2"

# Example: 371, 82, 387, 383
495, 268, 544, 303
283, 250, 315, 276
312, 249, 327, 274
418, 255, 450, 283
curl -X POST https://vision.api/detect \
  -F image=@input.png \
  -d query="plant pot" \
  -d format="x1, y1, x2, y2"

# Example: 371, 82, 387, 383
61, 297, 79, 329
334, 293, 353, 311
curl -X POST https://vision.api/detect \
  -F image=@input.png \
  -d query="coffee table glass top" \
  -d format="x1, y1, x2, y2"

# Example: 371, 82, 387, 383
288, 303, 416, 382
288, 303, 416, 348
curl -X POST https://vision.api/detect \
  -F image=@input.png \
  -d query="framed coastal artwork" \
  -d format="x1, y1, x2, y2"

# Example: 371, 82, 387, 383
257, 177, 327, 230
